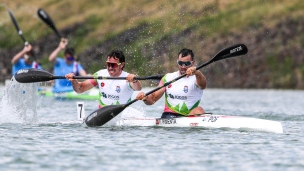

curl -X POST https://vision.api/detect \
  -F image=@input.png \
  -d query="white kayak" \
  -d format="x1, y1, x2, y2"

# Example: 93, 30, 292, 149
115, 114, 283, 134
76, 104, 283, 134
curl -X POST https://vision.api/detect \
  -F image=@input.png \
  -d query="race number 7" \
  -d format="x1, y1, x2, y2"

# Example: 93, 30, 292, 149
77, 102, 85, 121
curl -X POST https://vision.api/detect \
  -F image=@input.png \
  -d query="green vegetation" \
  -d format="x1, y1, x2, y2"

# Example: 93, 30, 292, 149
0, 0, 303, 88
1, 0, 301, 49
267, 54, 295, 88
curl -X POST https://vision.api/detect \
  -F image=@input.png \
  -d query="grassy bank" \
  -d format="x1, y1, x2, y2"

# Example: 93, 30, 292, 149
0, 0, 303, 88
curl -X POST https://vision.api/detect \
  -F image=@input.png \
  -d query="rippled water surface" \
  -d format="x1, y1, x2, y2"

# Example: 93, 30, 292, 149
1, 83, 304, 171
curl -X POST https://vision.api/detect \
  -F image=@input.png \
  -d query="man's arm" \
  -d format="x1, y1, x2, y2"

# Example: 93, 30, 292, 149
71, 79, 95, 93
48, 47, 61, 62
79, 69, 88, 76
126, 74, 142, 91
143, 87, 165, 105
136, 81, 166, 105
49, 38, 68, 63
186, 67, 207, 89
194, 70, 207, 89
130, 80, 142, 91
65, 73, 94, 93
11, 45, 32, 64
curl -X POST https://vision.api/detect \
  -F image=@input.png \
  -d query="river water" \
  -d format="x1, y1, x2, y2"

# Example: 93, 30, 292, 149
0, 81, 304, 171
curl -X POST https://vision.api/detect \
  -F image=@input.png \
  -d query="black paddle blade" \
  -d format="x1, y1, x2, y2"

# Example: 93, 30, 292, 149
85, 105, 126, 127
213, 44, 248, 62
196, 44, 248, 71
37, 8, 62, 38
14, 68, 54, 83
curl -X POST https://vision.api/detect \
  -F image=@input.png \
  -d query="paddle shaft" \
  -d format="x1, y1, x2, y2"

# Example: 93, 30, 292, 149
14, 68, 164, 83
8, 9, 28, 45
52, 76, 162, 80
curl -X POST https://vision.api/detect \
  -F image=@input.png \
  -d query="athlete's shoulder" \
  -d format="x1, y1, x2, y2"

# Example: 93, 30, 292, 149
56, 57, 64, 62
19, 58, 25, 63
167, 71, 178, 76
164, 71, 179, 79
94, 69, 108, 75
120, 71, 129, 77
54, 57, 64, 66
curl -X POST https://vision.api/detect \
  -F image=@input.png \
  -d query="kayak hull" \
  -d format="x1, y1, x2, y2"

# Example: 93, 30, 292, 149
79, 107, 283, 134
114, 114, 283, 133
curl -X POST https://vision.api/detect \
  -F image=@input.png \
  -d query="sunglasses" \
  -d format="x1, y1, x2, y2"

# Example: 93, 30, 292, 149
177, 60, 193, 67
66, 56, 74, 61
107, 56, 119, 60
106, 62, 121, 68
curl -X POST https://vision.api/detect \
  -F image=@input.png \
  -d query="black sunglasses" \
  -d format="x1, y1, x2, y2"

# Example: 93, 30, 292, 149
177, 60, 193, 66
107, 56, 119, 60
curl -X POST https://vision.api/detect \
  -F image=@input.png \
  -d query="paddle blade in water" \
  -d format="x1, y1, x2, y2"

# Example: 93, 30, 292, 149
85, 105, 126, 127
14, 68, 54, 83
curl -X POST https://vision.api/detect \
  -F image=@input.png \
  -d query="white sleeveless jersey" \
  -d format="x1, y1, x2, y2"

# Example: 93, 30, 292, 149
162, 71, 203, 115
93, 69, 134, 107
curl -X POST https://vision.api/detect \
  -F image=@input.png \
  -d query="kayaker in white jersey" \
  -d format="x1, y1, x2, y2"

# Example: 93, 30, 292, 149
136, 48, 207, 118
65, 49, 142, 108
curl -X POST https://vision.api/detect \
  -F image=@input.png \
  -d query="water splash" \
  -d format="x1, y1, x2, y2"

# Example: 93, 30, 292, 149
0, 77, 41, 124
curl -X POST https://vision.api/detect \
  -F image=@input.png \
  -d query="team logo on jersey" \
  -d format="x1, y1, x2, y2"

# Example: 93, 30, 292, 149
168, 84, 172, 88
168, 94, 174, 99
116, 86, 121, 93
168, 93, 187, 100
183, 86, 188, 93
101, 92, 107, 98
101, 82, 105, 87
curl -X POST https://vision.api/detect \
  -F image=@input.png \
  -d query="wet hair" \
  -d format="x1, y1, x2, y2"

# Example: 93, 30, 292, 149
107, 49, 125, 69
64, 47, 75, 56
178, 48, 194, 60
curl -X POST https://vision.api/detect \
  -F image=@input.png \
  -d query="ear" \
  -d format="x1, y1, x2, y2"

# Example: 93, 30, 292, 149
120, 62, 125, 68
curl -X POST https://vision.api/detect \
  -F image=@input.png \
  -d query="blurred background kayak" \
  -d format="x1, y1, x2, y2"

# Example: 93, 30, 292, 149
37, 87, 99, 100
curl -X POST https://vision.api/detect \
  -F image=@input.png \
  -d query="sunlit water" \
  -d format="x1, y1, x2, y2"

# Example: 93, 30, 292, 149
0, 80, 304, 171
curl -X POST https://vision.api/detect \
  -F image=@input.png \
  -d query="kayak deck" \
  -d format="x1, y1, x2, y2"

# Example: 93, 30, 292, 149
113, 114, 283, 134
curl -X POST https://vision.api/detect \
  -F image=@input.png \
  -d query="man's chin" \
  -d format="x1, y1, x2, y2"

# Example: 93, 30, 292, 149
108, 70, 115, 76
179, 70, 186, 75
